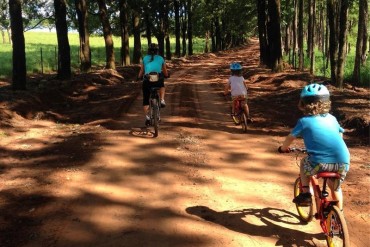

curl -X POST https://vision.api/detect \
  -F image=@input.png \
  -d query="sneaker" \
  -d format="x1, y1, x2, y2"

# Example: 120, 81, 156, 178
145, 115, 151, 126
160, 99, 166, 108
293, 192, 312, 206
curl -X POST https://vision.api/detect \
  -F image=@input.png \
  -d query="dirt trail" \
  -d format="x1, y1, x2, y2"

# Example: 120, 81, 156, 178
0, 39, 369, 247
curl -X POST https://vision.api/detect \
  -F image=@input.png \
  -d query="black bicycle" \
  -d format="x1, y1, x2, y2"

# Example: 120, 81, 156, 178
148, 87, 161, 137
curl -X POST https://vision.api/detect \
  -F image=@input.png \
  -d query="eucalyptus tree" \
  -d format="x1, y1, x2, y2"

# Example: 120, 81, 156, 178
54, 0, 71, 79
96, 0, 115, 69
119, 0, 130, 66
353, 0, 368, 84
327, 0, 350, 88
9, 0, 26, 90
74, 0, 91, 72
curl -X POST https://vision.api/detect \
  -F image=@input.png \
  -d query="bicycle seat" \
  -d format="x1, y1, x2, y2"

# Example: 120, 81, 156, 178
316, 172, 341, 179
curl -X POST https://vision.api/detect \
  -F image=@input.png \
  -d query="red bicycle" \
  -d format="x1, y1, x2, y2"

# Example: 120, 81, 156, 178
282, 147, 350, 247
231, 96, 247, 133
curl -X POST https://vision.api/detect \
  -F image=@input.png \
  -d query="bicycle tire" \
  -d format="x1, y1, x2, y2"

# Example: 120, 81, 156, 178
241, 112, 247, 132
325, 205, 350, 247
294, 177, 314, 222
152, 100, 159, 137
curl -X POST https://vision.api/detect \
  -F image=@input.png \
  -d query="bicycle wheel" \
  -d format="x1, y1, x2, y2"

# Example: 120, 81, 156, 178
152, 100, 159, 137
241, 112, 247, 132
325, 205, 350, 247
294, 177, 314, 222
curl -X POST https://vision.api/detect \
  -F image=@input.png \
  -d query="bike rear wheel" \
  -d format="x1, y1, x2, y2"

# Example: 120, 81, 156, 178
325, 205, 350, 247
294, 177, 314, 222
241, 112, 247, 132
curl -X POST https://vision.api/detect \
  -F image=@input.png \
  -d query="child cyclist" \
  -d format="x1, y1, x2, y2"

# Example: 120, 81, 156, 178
224, 62, 251, 122
279, 83, 350, 211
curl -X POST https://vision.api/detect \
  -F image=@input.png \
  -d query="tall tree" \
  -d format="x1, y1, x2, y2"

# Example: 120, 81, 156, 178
336, 0, 349, 88
9, 0, 26, 90
308, 0, 316, 74
97, 0, 115, 69
54, 0, 71, 79
75, 0, 91, 72
174, 0, 181, 57
297, 0, 304, 71
256, 0, 268, 65
267, 0, 283, 72
187, 0, 193, 55
132, 9, 141, 64
353, 0, 368, 84
119, 0, 130, 66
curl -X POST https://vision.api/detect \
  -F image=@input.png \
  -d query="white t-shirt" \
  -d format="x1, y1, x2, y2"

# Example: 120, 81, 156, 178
228, 76, 247, 97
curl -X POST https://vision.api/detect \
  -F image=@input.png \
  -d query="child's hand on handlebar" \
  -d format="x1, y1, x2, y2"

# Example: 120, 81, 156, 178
278, 146, 291, 153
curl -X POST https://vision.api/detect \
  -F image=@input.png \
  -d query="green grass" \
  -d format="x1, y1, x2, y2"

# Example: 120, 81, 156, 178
0, 32, 206, 78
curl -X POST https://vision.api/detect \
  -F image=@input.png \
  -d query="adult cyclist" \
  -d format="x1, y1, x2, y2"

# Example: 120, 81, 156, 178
138, 43, 169, 126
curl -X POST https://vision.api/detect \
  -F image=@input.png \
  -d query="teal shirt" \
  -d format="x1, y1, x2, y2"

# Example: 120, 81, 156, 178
291, 114, 350, 164
142, 55, 165, 74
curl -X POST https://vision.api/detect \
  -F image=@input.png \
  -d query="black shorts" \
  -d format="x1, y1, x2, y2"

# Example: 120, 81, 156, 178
142, 76, 165, 106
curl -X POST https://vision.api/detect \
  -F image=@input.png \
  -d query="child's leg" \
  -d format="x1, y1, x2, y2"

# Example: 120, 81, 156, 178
300, 158, 311, 193
328, 179, 343, 211
243, 103, 250, 117
231, 99, 235, 115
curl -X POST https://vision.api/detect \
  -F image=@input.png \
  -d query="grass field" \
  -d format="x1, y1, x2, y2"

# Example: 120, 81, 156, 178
0, 31, 206, 78
0, 31, 368, 86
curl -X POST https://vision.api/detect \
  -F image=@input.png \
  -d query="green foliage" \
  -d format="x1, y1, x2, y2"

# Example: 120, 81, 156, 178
0, 31, 206, 78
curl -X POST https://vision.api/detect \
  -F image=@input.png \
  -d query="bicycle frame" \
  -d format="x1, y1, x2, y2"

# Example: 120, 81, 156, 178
300, 173, 340, 235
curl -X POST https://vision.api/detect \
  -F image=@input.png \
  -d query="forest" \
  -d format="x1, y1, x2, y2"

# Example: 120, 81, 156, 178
1, 0, 369, 90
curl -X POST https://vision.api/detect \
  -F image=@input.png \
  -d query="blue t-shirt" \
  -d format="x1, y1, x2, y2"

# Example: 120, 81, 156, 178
291, 114, 350, 164
142, 55, 165, 74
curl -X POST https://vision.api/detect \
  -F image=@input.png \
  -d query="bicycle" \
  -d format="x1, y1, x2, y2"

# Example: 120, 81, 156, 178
230, 96, 247, 133
148, 86, 161, 137
280, 147, 350, 247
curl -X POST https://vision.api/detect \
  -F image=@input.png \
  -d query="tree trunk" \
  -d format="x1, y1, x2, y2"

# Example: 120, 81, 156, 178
119, 0, 130, 66
292, 0, 298, 69
308, 0, 316, 74
9, 0, 26, 90
298, 0, 304, 71
174, 0, 181, 57
181, 10, 187, 56
145, 12, 152, 45
132, 10, 141, 64
361, 0, 368, 65
267, 0, 283, 72
164, 0, 171, 60
187, 0, 193, 55
327, 0, 338, 83
74, 0, 91, 72
54, 0, 71, 79
336, 0, 349, 89
256, 0, 269, 65
97, 0, 115, 70
204, 30, 210, 53
353, 0, 367, 83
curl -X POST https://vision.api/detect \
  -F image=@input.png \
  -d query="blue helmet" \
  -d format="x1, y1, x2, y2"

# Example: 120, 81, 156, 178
230, 62, 242, 70
300, 83, 330, 104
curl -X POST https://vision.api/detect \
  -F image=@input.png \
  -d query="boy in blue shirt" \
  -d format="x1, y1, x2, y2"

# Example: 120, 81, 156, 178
279, 83, 350, 210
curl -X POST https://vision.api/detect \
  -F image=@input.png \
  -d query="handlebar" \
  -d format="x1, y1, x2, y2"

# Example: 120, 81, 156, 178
278, 146, 307, 153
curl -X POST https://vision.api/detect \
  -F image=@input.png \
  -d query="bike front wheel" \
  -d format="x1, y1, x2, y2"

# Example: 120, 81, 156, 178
294, 177, 314, 222
325, 205, 350, 247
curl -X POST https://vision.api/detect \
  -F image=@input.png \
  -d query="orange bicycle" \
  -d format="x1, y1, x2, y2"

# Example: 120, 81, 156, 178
281, 147, 350, 247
